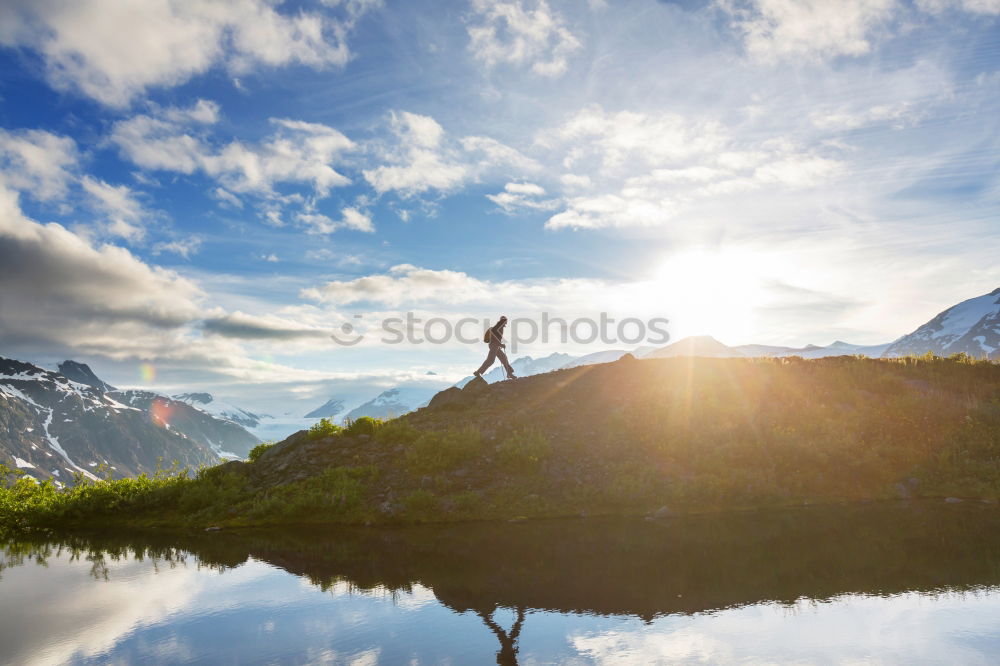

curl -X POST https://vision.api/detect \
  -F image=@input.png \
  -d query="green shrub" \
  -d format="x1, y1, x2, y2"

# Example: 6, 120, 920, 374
344, 416, 382, 437
246, 466, 371, 521
402, 490, 440, 521
308, 418, 342, 439
247, 441, 276, 463
497, 429, 551, 473
405, 426, 483, 474
376, 419, 420, 445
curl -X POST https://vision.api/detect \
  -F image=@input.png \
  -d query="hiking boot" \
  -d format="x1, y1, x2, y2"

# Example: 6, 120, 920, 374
506, 373, 516, 380
473, 370, 482, 378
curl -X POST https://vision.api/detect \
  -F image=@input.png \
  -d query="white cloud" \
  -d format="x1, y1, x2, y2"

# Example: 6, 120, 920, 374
467, 0, 581, 76
152, 237, 203, 259
362, 111, 468, 195
80, 176, 149, 241
917, 0, 1000, 13
549, 106, 728, 174
212, 187, 244, 208
0, 0, 376, 107
534, 104, 849, 230
560, 173, 592, 189
547, 193, 675, 230
0, 128, 79, 200
729, 0, 897, 62
300, 263, 615, 318
296, 206, 375, 234
486, 181, 559, 213
461, 135, 542, 173
362, 111, 543, 198
810, 103, 912, 130
112, 102, 355, 198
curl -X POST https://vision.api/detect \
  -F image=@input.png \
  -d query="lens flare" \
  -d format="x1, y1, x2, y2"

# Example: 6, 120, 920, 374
139, 363, 156, 383
150, 398, 173, 428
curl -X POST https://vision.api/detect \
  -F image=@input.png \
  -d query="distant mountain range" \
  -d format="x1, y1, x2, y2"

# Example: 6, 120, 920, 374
172, 392, 270, 431
0, 358, 261, 483
304, 398, 346, 419
343, 387, 439, 421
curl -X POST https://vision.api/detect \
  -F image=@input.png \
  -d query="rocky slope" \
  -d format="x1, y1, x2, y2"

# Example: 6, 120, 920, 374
207, 353, 1000, 526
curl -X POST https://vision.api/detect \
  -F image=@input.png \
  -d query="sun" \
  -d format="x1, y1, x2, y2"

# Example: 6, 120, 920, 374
647, 248, 770, 343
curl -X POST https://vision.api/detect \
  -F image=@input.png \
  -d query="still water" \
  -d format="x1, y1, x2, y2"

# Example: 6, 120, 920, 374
3, 502, 1000, 665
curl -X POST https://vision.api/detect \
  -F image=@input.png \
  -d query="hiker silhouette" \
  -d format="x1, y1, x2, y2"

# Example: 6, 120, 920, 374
475, 316, 516, 380
477, 605, 526, 665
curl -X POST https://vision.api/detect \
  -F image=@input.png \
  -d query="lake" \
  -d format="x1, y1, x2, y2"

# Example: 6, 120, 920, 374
3, 502, 1000, 664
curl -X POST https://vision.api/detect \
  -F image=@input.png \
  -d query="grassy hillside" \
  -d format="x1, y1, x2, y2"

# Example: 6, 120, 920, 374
3, 354, 1000, 532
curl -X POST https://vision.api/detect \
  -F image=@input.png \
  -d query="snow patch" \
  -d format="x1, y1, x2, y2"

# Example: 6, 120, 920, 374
14, 457, 35, 469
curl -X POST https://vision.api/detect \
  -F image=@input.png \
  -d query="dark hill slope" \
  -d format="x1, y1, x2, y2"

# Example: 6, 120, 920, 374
8, 354, 1000, 531
229, 353, 1000, 523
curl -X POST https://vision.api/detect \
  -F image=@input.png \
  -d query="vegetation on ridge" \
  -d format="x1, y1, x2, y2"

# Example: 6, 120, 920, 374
2, 353, 1000, 534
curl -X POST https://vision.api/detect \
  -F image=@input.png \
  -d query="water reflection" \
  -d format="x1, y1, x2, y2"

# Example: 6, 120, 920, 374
4, 501, 1000, 664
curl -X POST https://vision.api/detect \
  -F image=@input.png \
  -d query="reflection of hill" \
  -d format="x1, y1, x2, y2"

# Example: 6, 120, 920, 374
9, 502, 1000, 621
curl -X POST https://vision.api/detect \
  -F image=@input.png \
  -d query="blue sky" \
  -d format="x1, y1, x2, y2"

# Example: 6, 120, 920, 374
1, 0, 998, 412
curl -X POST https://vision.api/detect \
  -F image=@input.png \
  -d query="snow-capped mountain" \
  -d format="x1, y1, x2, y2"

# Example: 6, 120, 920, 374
645, 336, 744, 358
644, 336, 892, 359
560, 350, 630, 368
883, 288, 1000, 360
172, 392, 269, 431
456, 352, 579, 387
57, 360, 117, 392
0, 357, 220, 483
343, 386, 440, 421
114, 390, 260, 458
303, 398, 346, 419
731, 341, 891, 359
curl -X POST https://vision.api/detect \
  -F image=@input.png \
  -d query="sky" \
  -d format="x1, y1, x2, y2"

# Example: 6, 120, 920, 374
0, 0, 998, 413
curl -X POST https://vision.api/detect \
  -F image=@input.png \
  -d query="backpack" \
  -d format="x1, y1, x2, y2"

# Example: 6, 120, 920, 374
483, 328, 491, 343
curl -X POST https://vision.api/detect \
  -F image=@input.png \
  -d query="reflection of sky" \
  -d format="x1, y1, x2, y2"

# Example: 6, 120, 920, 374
3, 548, 1000, 664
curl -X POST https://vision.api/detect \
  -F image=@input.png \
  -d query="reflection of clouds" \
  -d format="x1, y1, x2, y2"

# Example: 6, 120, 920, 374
569, 591, 1000, 664
313, 578, 439, 611
0, 550, 274, 666
2, 554, 204, 666
300, 647, 381, 665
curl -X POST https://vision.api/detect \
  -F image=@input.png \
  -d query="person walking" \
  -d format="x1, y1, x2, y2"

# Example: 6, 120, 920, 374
475, 315, 516, 380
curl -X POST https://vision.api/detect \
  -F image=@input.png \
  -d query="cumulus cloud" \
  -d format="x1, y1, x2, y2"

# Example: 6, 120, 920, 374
0, 183, 205, 355
363, 111, 543, 197
0, 0, 377, 107
0, 129, 79, 201
362, 112, 469, 196
112, 103, 355, 198
467, 0, 581, 76
530, 103, 856, 230
726, 0, 896, 62
0, 182, 339, 382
